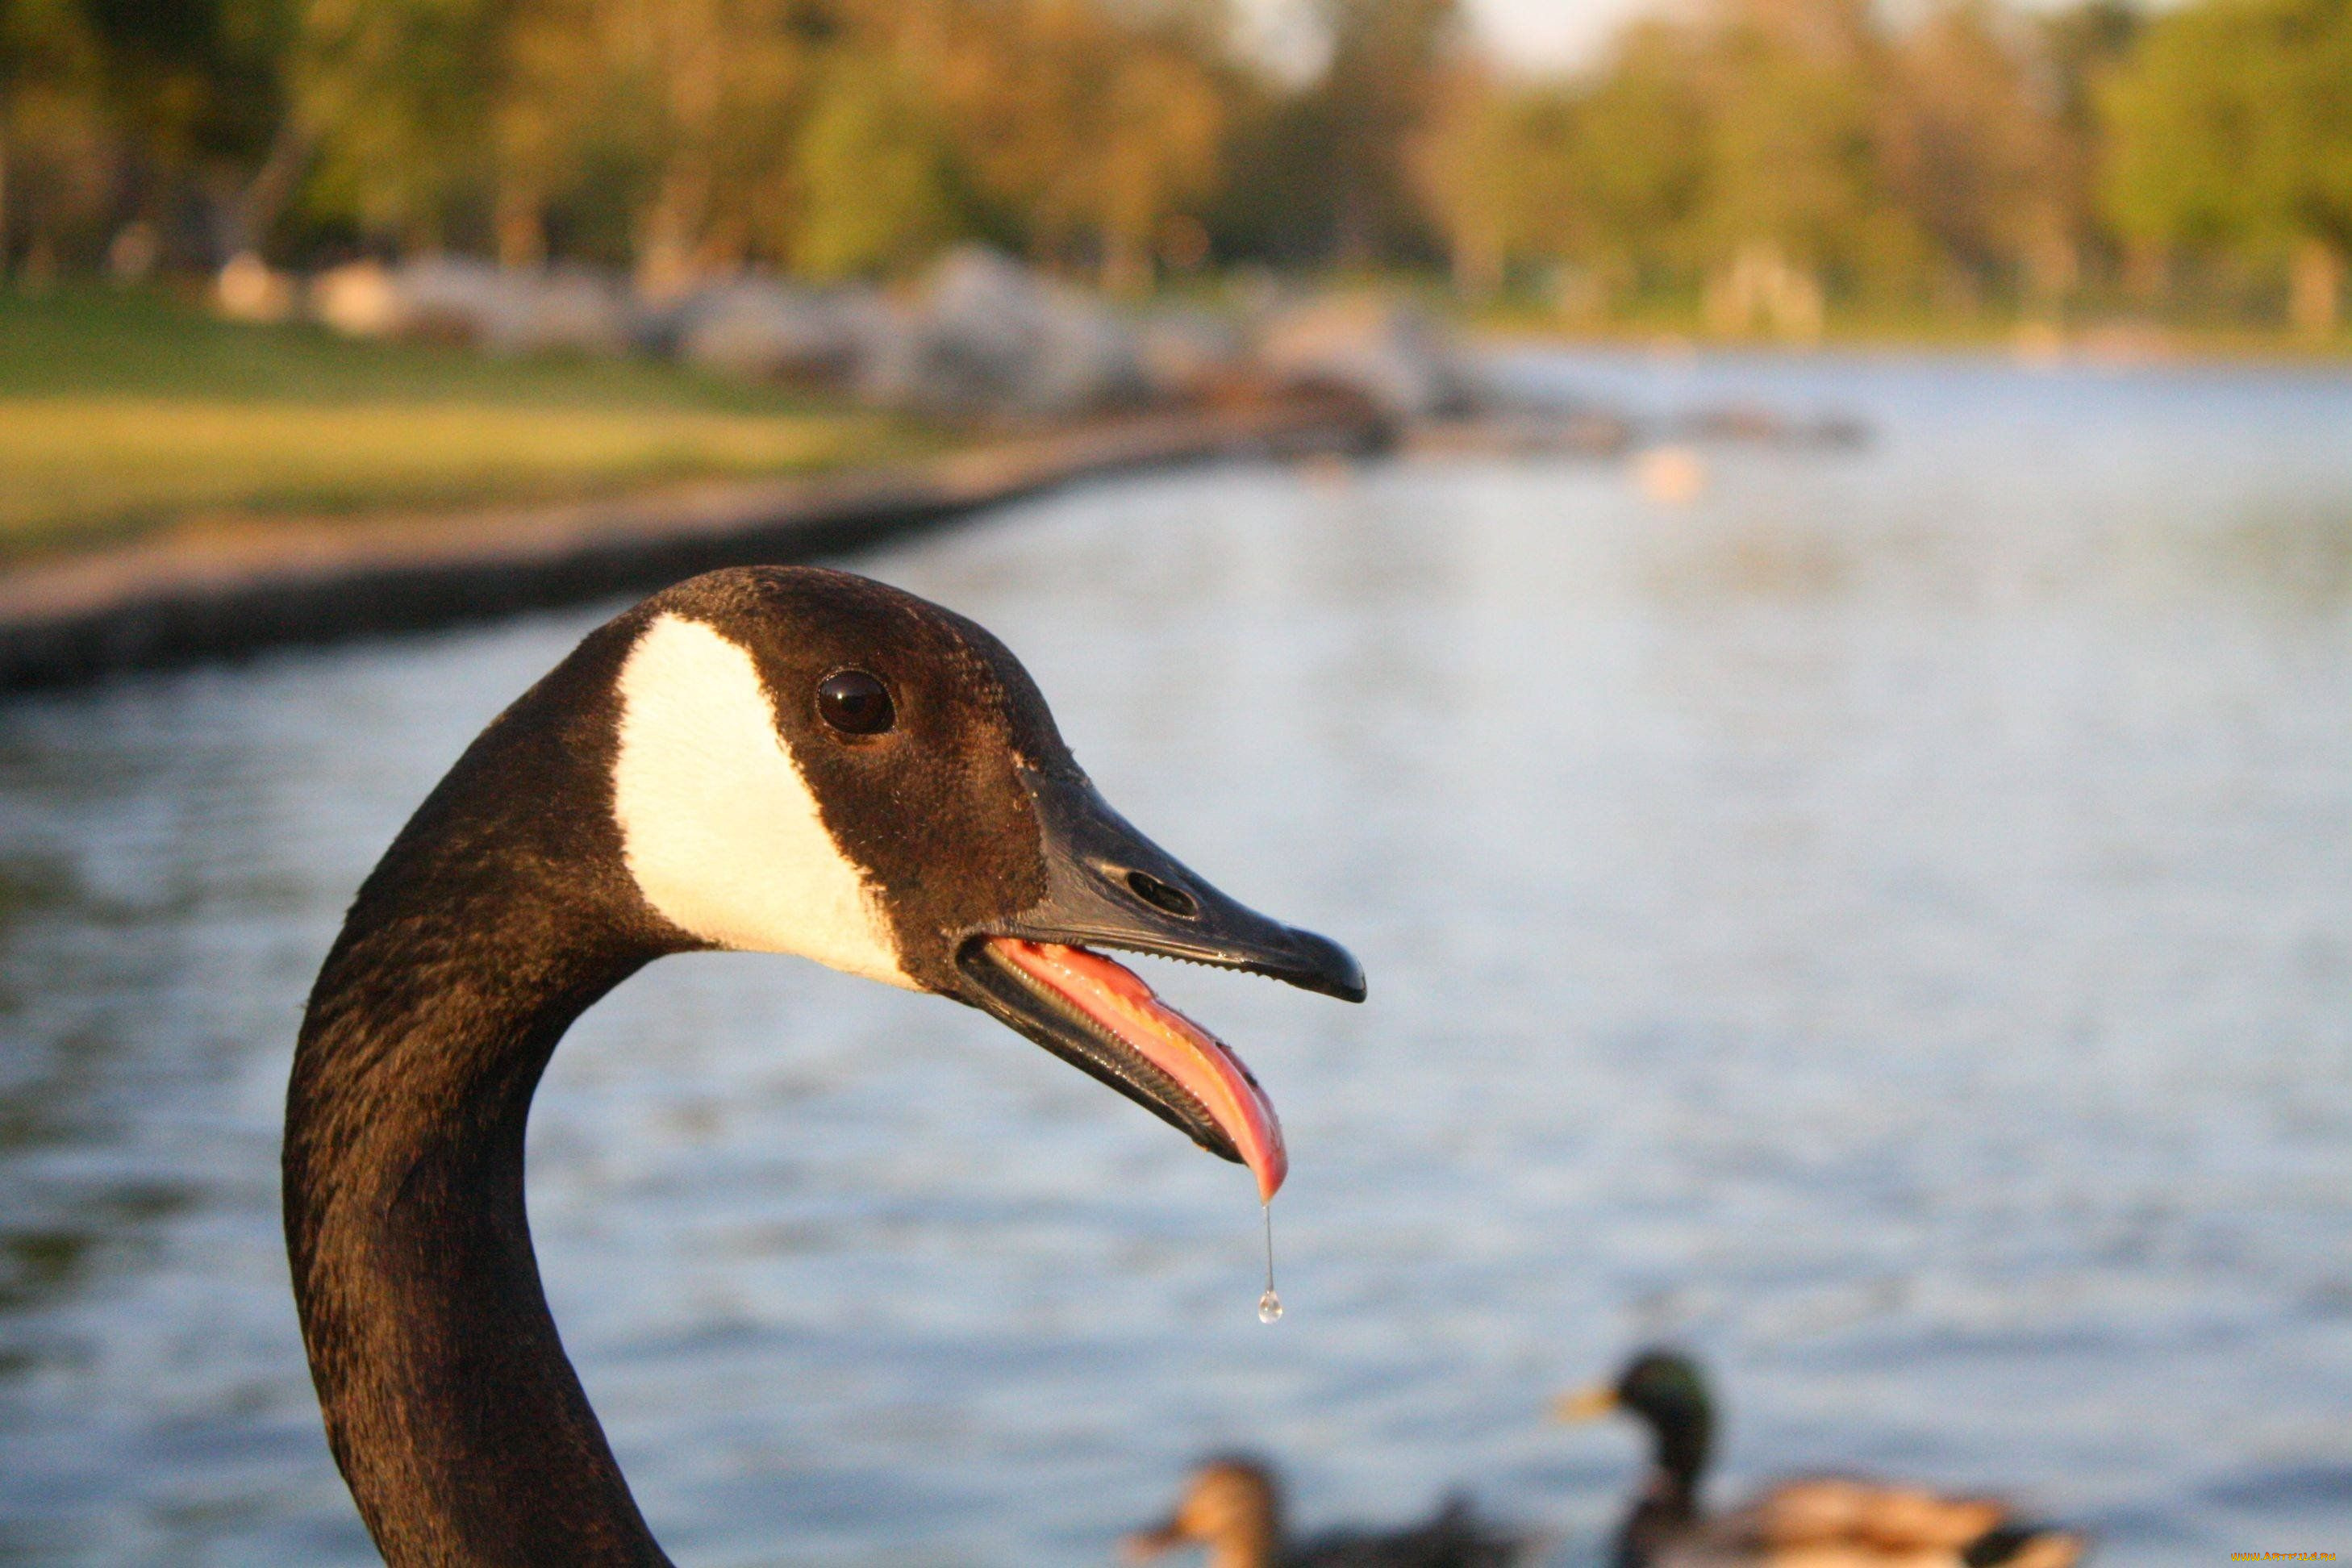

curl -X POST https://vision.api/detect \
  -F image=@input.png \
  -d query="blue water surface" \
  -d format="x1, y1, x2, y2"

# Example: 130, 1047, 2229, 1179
2, 347, 2349, 1564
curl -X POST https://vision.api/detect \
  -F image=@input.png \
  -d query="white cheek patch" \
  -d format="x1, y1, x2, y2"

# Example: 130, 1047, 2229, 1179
612, 613, 918, 990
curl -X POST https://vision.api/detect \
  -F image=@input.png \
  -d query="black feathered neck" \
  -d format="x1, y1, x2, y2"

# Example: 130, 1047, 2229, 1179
285, 603, 690, 1567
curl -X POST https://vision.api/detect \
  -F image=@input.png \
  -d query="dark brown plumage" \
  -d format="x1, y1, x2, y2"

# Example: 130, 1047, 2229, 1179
1125, 1457, 1531, 1568
284, 567, 1362, 1566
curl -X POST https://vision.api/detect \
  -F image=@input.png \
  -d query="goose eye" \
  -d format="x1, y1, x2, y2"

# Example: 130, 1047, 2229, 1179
815, 670, 895, 736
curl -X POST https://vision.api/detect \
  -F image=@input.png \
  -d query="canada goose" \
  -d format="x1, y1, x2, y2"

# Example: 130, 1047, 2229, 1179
283, 565, 1364, 1566
1125, 1456, 1528, 1568
1558, 1349, 2088, 1568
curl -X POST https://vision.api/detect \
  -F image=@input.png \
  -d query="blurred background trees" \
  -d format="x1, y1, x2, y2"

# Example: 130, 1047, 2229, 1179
2100, 0, 2352, 334
0, 0, 2346, 333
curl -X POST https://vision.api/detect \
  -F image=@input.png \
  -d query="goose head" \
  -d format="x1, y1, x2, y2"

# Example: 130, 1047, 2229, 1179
607, 566, 1363, 1202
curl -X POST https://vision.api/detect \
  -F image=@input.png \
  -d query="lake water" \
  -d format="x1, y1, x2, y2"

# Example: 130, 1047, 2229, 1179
2, 348, 2350, 1566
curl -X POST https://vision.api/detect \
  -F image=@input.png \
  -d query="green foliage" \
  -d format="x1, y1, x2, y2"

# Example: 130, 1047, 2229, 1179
2102, 0, 2352, 256
4, 0, 2350, 333
2, 0, 127, 265
1878, 4, 2074, 298
1698, 0, 1883, 270
1421, 0, 2107, 322
1570, 27, 1709, 269
83, 0, 292, 166
790, 56, 962, 280
294, 0, 512, 247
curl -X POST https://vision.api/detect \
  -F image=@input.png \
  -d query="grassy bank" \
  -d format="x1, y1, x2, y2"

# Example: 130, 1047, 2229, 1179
0, 290, 933, 561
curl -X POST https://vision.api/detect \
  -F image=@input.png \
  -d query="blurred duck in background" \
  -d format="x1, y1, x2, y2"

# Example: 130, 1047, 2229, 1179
1124, 1456, 1530, 1568
1558, 1349, 2088, 1568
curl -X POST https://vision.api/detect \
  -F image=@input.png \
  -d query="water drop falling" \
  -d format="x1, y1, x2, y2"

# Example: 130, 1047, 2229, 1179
1257, 1203, 1282, 1324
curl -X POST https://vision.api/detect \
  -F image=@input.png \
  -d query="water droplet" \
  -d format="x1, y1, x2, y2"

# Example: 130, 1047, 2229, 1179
1257, 1202, 1282, 1324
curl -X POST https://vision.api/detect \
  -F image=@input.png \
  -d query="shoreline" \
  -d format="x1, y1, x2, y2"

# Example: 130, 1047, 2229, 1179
1473, 316, 2352, 370
0, 394, 1383, 694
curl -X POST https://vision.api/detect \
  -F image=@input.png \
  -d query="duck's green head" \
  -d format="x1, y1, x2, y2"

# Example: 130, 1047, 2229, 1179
1557, 1346, 1715, 1483
1616, 1351, 1712, 1429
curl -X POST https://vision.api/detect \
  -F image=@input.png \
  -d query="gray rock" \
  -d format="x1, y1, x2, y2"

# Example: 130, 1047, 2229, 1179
673, 280, 870, 383
390, 256, 511, 344
1253, 296, 1483, 420
314, 258, 629, 355
861, 247, 1148, 419
488, 266, 630, 356
1136, 307, 1248, 401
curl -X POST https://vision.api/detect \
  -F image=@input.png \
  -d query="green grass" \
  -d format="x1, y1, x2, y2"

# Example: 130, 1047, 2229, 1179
0, 289, 937, 560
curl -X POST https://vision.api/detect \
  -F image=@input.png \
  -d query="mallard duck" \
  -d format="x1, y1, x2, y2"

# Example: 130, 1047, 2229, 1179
1124, 1456, 1529, 1568
1558, 1349, 2088, 1568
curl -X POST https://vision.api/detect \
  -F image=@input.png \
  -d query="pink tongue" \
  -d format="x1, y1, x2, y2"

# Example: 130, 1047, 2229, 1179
991, 938, 1287, 1202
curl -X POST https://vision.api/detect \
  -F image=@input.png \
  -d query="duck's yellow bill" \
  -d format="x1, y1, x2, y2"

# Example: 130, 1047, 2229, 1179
1553, 1384, 1620, 1422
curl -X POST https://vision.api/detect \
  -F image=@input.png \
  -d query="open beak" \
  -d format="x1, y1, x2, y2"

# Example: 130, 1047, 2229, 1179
1554, 1384, 1620, 1423
954, 767, 1365, 1203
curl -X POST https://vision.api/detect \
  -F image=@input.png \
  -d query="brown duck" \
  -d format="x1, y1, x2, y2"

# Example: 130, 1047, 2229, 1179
1124, 1457, 1530, 1568
1559, 1350, 2088, 1568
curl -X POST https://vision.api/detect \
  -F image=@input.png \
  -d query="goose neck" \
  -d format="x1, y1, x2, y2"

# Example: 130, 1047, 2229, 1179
286, 781, 675, 1566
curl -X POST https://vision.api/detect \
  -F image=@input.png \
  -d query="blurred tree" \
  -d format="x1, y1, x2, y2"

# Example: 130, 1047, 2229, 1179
7, 0, 2343, 344
2022, 0, 2140, 304
1313, 0, 1462, 266
1203, 74, 1337, 265
601, 0, 825, 294
1087, 19, 1225, 292
1879, 3, 2071, 310
1561, 21, 1708, 290
89, 0, 294, 241
296, 0, 514, 251
1, 0, 110, 273
1413, 63, 1517, 295
1694, 0, 1885, 332
790, 51, 960, 278
2103, 0, 2352, 332
490, 0, 599, 267
1412, 62, 1692, 301
219, 0, 310, 262
0, 0, 295, 269
911, 0, 1228, 290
